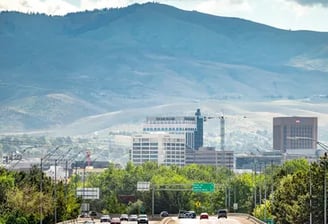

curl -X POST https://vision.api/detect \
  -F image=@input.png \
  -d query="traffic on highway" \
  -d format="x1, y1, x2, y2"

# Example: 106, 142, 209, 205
75, 211, 260, 224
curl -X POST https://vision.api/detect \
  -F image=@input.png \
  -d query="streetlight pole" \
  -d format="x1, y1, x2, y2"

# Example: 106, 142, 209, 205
324, 153, 327, 224
310, 164, 312, 224
54, 159, 57, 224
254, 161, 257, 209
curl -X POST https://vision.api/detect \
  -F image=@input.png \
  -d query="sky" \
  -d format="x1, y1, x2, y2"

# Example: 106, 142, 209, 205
0, 0, 328, 32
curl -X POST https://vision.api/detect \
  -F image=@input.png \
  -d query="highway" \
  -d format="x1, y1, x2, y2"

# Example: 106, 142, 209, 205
74, 216, 260, 224
170, 216, 258, 224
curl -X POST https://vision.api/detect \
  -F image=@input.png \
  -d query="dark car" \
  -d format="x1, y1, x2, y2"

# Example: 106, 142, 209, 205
178, 210, 196, 219
137, 214, 148, 224
186, 211, 196, 219
160, 211, 169, 217
218, 209, 228, 219
89, 211, 98, 219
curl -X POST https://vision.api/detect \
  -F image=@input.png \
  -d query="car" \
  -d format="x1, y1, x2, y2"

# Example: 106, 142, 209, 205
160, 211, 169, 217
120, 214, 129, 221
89, 211, 98, 219
178, 210, 196, 219
218, 209, 228, 219
100, 215, 111, 223
200, 213, 209, 219
137, 214, 148, 224
128, 214, 138, 221
178, 210, 187, 218
80, 212, 90, 218
186, 211, 196, 219
111, 217, 121, 224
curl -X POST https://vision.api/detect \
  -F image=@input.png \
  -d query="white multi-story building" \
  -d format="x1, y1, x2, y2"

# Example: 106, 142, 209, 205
131, 133, 186, 166
142, 109, 204, 150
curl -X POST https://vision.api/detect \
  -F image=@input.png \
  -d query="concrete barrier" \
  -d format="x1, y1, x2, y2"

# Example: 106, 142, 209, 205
160, 217, 178, 224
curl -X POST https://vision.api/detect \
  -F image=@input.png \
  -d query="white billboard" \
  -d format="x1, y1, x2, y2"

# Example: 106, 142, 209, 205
137, 181, 150, 191
76, 188, 100, 199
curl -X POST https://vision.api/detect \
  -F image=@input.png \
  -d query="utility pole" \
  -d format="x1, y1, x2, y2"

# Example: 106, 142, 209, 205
324, 153, 327, 224
310, 164, 312, 224
54, 159, 57, 224
254, 161, 257, 208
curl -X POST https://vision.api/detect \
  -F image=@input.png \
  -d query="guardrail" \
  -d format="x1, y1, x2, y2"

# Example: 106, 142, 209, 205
56, 218, 88, 224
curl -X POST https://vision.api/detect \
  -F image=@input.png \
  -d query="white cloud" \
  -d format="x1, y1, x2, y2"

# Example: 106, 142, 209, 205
0, 0, 78, 15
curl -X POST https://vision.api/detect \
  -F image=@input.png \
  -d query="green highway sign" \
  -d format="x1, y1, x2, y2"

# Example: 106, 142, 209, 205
192, 183, 215, 192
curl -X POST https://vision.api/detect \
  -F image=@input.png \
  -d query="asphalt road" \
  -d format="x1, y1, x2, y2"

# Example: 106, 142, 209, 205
78, 216, 258, 224
174, 216, 257, 224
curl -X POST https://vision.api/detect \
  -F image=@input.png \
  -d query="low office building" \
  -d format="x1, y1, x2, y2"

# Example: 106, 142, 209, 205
186, 147, 234, 170
131, 133, 186, 166
235, 151, 283, 171
284, 148, 322, 162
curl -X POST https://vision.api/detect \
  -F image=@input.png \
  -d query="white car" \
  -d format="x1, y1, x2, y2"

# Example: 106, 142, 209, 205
137, 214, 148, 224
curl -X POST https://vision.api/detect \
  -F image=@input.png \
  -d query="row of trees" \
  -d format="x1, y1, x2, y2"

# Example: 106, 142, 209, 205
1, 156, 328, 223
0, 166, 80, 224
81, 158, 328, 224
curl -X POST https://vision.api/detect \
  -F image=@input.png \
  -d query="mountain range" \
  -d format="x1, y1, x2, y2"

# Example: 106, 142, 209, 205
0, 2, 328, 149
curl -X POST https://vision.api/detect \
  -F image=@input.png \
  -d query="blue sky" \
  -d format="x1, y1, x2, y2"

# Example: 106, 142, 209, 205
1, 0, 328, 32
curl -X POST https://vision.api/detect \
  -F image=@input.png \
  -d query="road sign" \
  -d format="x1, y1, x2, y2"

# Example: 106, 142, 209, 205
137, 181, 150, 191
195, 201, 201, 207
192, 183, 215, 192
76, 188, 100, 199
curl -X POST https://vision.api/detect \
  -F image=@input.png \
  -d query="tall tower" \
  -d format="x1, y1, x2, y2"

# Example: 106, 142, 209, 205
194, 108, 204, 150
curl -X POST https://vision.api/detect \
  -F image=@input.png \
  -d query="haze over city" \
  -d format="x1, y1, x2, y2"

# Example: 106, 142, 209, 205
1, 1, 328, 223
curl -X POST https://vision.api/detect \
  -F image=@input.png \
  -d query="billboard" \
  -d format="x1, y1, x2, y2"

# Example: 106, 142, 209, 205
76, 188, 100, 199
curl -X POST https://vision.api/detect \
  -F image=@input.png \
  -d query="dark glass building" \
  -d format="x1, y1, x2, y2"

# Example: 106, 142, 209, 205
194, 108, 204, 150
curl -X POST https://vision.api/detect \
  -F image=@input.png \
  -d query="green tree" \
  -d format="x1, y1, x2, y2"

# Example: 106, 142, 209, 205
0, 168, 15, 215
232, 173, 254, 213
272, 165, 309, 223
253, 200, 273, 221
